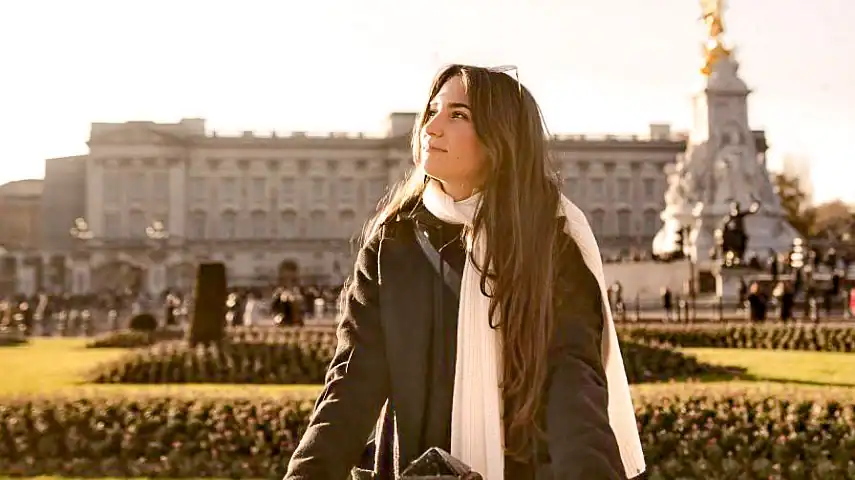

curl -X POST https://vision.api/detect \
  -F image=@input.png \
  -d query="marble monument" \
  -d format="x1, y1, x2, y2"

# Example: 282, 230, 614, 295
652, 0, 799, 264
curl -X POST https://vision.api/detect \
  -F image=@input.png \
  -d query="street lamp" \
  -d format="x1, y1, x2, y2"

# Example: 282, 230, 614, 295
69, 217, 94, 241
145, 220, 170, 297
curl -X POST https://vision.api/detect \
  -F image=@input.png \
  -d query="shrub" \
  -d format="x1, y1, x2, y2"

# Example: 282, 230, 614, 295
1, 387, 854, 478
0, 332, 26, 347
87, 327, 741, 385
87, 329, 186, 349
87, 331, 337, 385
618, 323, 855, 352
129, 313, 158, 332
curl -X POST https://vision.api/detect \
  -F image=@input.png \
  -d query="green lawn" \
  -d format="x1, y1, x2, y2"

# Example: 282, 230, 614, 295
3, 338, 855, 479
0, 338, 318, 400
681, 347, 855, 387
4, 338, 855, 401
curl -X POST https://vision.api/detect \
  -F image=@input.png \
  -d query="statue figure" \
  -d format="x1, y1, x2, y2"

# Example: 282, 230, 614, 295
718, 199, 761, 265
699, 0, 732, 76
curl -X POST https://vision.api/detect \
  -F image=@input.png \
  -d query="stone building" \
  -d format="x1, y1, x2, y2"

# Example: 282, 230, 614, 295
6, 113, 767, 295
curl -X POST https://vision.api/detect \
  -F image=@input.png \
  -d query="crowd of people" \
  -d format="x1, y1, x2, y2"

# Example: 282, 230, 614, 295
0, 282, 343, 337
2, 241, 853, 336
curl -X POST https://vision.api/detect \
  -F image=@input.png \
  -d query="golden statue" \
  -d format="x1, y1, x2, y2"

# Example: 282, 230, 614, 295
699, 0, 732, 76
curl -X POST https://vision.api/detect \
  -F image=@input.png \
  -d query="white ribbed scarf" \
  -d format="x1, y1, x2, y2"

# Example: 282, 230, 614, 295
421, 179, 646, 480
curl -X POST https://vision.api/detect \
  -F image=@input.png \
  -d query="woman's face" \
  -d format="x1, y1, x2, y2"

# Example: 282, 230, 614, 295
419, 75, 487, 200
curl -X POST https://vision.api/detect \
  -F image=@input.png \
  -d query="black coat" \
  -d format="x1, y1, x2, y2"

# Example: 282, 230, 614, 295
284, 204, 626, 480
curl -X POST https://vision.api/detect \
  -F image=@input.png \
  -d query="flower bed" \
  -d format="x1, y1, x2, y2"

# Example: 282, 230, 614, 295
618, 323, 855, 352
1, 386, 854, 478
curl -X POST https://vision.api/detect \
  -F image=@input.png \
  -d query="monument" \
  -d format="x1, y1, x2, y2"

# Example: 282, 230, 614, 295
652, 0, 799, 265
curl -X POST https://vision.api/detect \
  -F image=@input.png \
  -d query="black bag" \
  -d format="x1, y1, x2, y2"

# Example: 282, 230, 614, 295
351, 447, 482, 479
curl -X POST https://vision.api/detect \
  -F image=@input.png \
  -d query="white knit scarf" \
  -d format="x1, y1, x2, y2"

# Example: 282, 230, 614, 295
421, 179, 646, 480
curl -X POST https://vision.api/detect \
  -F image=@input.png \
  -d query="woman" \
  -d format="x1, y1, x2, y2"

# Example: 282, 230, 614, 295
285, 64, 645, 480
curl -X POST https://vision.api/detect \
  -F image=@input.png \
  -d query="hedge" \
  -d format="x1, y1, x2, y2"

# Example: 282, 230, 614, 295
1, 387, 854, 478
0, 330, 26, 347
87, 331, 338, 385
87, 326, 335, 349
88, 329, 186, 349
618, 323, 855, 352
87, 331, 742, 385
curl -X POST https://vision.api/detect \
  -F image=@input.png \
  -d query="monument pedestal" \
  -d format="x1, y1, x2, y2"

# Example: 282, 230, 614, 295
710, 263, 748, 301
652, 51, 799, 264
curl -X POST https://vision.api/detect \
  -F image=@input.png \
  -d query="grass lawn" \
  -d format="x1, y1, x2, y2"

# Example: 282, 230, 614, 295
4, 338, 855, 401
0, 338, 318, 400
680, 347, 855, 387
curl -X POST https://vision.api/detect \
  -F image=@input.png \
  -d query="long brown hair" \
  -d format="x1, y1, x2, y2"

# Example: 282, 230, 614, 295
360, 64, 566, 461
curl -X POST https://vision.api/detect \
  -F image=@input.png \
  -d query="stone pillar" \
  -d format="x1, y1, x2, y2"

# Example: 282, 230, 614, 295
168, 159, 186, 239
147, 263, 167, 296
17, 255, 37, 296
71, 256, 91, 294
86, 158, 105, 236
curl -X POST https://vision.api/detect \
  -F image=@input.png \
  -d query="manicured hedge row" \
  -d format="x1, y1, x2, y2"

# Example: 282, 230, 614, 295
87, 331, 742, 385
87, 325, 335, 349
1, 387, 854, 478
88, 337, 336, 385
88, 329, 185, 348
618, 323, 855, 352
0, 332, 26, 347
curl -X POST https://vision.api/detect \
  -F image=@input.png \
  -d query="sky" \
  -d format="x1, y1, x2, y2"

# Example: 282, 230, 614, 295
1, 0, 852, 204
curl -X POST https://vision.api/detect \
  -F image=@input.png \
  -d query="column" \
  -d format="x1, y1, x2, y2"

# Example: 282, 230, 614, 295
168, 159, 187, 239
71, 260, 91, 294
86, 158, 105, 236
147, 262, 167, 296
16, 255, 36, 296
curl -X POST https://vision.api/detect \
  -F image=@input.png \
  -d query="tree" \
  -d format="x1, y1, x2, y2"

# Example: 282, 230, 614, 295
813, 200, 855, 241
773, 172, 815, 238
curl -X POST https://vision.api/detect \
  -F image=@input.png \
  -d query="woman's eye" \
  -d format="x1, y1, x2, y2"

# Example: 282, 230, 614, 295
451, 111, 468, 120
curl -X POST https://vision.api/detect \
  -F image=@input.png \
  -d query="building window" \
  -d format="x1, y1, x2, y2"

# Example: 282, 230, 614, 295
339, 209, 357, 237
590, 209, 605, 234
563, 177, 578, 198
128, 209, 146, 237
251, 177, 267, 204
190, 210, 207, 239
590, 178, 604, 201
371, 177, 387, 202
617, 178, 630, 202
190, 177, 207, 202
221, 177, 238, 203
310, 210, 326, 238
251, 210, 267, 238
279, 210, 297, 238
338, 178, 355, 205
104, 212, 121, 238
221, 210, 237, 238
617, 210, 631, 236
280, 177, 296, 205
644, 210, 659, 234
643, 178, 656, 201
311, 178, 327, 204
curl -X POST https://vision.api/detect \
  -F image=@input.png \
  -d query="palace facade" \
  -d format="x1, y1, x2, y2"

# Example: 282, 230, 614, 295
3, 113, 768, 295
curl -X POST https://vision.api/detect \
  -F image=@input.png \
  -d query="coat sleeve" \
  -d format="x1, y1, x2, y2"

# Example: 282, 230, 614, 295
545, 237, 626, 480
284, 236, 390, 480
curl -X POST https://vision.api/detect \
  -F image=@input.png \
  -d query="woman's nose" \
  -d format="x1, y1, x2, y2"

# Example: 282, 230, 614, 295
423, 115, 443, 138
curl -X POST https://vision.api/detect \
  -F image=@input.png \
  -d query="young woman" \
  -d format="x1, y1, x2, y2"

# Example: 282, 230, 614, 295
284, 64, 645, 480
